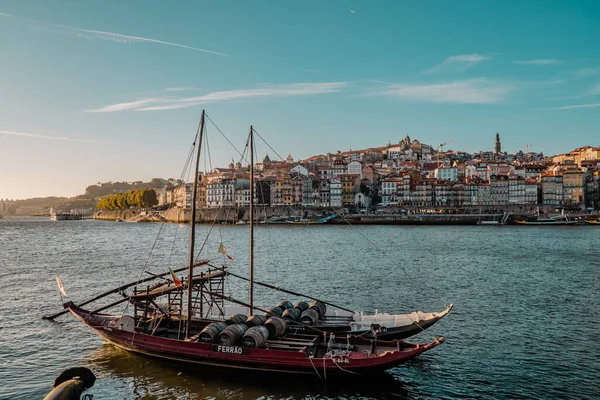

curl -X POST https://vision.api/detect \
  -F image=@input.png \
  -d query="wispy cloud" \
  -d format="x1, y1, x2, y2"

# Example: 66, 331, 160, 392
87, 82, 348, 112
87, 98, 164, 113
553, 103, 600, 110
366, 79, 395, 85
0, 12, 230, 57
165, 86, 197, 92
0, 129, 106, 144
423, 54, 490, 74
375, 78, 512, 104
514, 59, 561, 65
573, 67, 600, 78
591, 84, 600, 95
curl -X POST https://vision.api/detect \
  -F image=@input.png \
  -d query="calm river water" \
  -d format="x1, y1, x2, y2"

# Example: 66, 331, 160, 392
0, 217, 598, 399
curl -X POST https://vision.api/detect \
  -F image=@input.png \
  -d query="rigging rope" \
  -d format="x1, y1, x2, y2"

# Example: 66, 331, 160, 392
245, 126, 432, 321
308, 356, 323, 380
252, 127, 286, 164
205, 113, 246, 162
119, 124, 203, 318
120, 222, 167, 318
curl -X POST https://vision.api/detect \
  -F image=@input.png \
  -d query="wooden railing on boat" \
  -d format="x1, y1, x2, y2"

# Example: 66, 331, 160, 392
129, 269, 227, 299
43, 265, 192, 321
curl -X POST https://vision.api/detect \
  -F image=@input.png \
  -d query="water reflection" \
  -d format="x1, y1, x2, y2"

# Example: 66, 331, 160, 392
84, 345, 428, 399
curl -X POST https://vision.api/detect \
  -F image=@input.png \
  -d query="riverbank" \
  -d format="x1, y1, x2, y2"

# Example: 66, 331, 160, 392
91, 208, 571, 225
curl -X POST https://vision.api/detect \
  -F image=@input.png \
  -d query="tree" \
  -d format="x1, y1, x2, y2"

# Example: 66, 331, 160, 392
96, 186, 161, 210
109, 196, 118, 210
116, 193, 127, 209
141, 188, 158, 208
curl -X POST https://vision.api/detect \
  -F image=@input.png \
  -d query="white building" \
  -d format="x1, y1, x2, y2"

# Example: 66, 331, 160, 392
318, 167, 334, 180
475, 184, 492, 205
508, 175, 526, 204
381, 176, 403, 205
173, 184, 193, 208
234, 188, 251, 207
332, 159, 348, 177
434, 167, 458, 182
319, 179, 330, 207
206, 178, 250, 207
525, 180, 538, 204
347, 161, 363, 178
330, 178, 342, 207
465, 162, 489, 181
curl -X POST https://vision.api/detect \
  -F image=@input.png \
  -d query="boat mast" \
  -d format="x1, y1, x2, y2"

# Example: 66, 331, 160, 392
186, 110, 205, 339
249, 125, 254, 316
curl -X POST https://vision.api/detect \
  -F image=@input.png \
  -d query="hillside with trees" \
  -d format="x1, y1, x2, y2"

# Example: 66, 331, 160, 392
0, 197, 67, 215
1, 178, 172, 215
84, 178, 171, 199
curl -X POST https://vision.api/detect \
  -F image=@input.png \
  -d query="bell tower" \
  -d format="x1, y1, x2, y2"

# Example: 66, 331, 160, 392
494, 132, 501, 154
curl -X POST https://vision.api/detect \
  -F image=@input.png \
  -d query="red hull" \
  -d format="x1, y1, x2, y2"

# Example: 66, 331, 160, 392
68, 304, 443, 376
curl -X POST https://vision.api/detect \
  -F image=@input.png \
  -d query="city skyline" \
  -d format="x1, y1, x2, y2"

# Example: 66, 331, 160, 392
1, 1, 599, 199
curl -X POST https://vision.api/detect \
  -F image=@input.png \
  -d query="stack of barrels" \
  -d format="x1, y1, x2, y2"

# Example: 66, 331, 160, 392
263, 299, 327, 322
194, 299, 328, 349
195, 313, 271, 349
267, 300, 327, 328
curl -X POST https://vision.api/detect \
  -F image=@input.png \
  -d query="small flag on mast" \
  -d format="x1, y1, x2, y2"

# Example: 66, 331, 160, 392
56, 276, 68, 297
218, 243, 234, 261
169, 268, 183, 287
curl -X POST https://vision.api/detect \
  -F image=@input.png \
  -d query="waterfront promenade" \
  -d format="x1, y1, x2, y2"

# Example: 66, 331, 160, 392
93, 206, 595, 225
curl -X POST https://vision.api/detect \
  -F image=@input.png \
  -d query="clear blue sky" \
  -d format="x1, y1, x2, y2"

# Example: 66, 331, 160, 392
1, 0, 599, 199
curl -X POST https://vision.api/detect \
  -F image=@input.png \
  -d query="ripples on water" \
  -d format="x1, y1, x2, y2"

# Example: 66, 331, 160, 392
0, 217, 598, 399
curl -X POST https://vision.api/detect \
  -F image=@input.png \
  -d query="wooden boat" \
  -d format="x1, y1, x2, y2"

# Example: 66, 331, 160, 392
514, 209, 577, 225
220, 270, 452, 341
286, 213, 337, 225
514, 215, 577, 225
51, 212, 84, 221
477, 220, 500, 225
65, 302, 443, 375
56, 112, 447, 376
291, 304, 453, 341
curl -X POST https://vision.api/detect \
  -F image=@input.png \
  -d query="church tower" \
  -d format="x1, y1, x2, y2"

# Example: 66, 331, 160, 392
494, 132, 501, 154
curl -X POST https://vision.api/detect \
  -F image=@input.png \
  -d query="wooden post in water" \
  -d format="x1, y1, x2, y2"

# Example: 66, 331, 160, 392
186, 110, 205, 339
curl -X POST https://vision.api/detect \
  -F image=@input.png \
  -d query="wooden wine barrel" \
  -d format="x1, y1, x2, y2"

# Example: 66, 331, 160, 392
267, 306, 283, 317
244, 315, 267, 328
241, 325, 270, 348
294, 301, 309, 313
282, 307, 301, 321
225, 314, 248, 326
198, 321, 228, 343
218, 324, 248, 346
300, 308, 319, 325
277, 300, 293, 310
265, 317, 287, 338
309, 300, 327, 317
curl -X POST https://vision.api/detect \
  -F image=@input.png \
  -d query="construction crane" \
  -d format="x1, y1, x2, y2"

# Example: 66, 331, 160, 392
521, 144, 532, 153
437, 140, 454, 167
